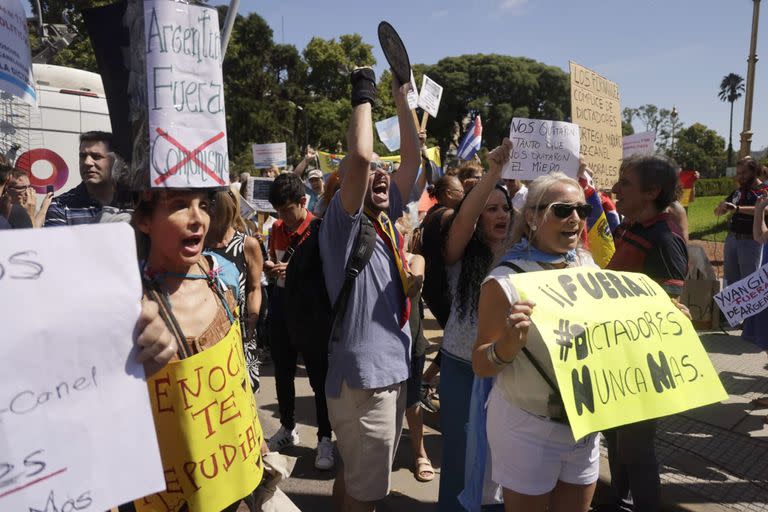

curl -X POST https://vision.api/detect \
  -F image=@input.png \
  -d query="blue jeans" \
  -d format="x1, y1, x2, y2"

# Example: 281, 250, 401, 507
438, 351, 474, 512
724, 234, 762, 286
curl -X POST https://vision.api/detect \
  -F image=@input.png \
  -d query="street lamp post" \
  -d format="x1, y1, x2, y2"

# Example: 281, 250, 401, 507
740, 0, 761, 159
670, 106, 678, 153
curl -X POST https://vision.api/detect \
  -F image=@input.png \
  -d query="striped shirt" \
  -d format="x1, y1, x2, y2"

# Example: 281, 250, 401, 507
44, 183, 102, 227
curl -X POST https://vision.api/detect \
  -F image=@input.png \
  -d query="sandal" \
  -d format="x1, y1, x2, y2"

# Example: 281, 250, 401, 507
750, 396, 768, 409
414, 457, 435, 482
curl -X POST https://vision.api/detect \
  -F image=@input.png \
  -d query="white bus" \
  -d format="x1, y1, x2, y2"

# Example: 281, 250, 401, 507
0, 63, 111, 195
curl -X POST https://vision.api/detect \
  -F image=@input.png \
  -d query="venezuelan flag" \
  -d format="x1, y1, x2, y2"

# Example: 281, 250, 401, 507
581, 180, 615, 268
317, 151, 344, 174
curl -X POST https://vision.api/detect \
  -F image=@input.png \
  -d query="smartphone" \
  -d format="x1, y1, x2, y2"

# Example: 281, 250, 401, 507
46, 185, 54, 194
280, 246, 295, 263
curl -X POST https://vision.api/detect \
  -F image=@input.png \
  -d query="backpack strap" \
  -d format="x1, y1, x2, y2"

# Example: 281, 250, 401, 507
329, 214, 377, 342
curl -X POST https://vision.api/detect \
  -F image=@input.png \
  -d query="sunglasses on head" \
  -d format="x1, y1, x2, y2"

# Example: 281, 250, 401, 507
537, 202, 593, 219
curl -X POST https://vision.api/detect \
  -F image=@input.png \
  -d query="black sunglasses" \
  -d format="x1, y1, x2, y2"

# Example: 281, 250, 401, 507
537, 202, 593, 219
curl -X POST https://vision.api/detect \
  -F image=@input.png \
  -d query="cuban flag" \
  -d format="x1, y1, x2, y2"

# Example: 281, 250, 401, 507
457, 115, 482, 160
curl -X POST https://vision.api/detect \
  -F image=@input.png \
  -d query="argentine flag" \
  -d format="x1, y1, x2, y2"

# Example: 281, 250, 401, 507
457, 115, 482, 160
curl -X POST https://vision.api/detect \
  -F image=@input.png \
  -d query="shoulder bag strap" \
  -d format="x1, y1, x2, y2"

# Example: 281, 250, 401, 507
497, 260, 559, 395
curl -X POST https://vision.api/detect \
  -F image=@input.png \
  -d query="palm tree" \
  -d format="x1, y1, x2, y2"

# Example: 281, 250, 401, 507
718, 73, 745, 166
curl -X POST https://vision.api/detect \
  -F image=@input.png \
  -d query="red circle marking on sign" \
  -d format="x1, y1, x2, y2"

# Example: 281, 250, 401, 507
16, 149, 69, 193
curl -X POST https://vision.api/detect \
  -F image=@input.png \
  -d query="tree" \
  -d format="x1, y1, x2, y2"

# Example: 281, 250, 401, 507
409, 54, 570, 157
303, 34, 375, 101
631, 104, 683, 152
668, 123, 727, 177
718, 73, 745, 166
622, 107, 636, 136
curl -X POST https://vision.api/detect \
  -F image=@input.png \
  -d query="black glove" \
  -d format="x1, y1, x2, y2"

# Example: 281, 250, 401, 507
351, 67, 377, 107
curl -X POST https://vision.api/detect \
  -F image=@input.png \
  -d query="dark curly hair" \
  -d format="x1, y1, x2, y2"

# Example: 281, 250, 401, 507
268, 173, 305, 208
446, 184, 512, 320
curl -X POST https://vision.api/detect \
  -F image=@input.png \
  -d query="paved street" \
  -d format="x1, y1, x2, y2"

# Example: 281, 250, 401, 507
254, 321, 768, 511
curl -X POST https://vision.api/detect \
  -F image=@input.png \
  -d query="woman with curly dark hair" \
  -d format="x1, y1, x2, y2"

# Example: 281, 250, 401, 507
438, 138, 514, 511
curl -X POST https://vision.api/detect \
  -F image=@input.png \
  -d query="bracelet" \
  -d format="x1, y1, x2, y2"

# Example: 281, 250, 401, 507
486, 343, 514, 367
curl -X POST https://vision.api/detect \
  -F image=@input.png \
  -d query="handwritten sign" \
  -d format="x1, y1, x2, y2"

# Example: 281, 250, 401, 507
509, 268, 727, 439
0, 224, 165, 511
417, 74, 443, 118
145, 0, 229, 188
134, 324, 263, 512
714, 263, 768, 327
375, 115, 400, 152
252, 142, 287, 169
406, 70, 419, 110
0, 0, 36, 105
570, 62, 622, 191
622, 131, 656, 158
245, 177, 276, 213
502, 118, 580, 180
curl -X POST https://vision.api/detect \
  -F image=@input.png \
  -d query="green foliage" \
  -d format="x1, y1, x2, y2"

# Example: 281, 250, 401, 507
718, 73, 745, 104
693, 177, 735, 197
414, 54, 569, 154
626, 104, 683, 152
668, 123, 727, 178
303, 34, 375, 101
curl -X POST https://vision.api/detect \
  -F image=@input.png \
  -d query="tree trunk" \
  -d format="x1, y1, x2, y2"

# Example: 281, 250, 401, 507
728, 100, 735, 166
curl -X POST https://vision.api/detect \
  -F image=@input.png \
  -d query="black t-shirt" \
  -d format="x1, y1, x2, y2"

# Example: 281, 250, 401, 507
726, 183, 768, 235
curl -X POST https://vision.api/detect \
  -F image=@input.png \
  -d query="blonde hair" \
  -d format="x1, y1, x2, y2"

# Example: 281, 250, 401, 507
510, 172, 586, 246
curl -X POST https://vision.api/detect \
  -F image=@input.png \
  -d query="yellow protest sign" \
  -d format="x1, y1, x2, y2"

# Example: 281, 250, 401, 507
135, 322, 263, 512
508, 268, 727, 439
570, 61, 622, 191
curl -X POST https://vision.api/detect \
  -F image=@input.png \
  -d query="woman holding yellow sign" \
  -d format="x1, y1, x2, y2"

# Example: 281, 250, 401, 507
471, 173, 600, 512
128, 189, 266, 512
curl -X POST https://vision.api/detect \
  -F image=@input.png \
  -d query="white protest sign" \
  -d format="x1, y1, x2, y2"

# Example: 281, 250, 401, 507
0, 223, 165, 511
0, 0, 36, 105
503, 118, 581, 180
623, 131, 656, 158
145, 0, 229, 188
375, 115, 400, 152
406, 71, 419, 110
245, 176, 276, 213
714, 263, 768, 327
417, 74, 443, 118
252, 142, 287, 169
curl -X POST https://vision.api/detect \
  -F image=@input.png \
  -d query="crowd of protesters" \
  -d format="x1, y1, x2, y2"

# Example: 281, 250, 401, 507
5, 65, 733, 512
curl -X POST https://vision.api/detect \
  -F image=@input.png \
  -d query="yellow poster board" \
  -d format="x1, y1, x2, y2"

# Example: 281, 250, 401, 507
508, 268, 728, 439
570, 62, 622, 191
317, 148, 441, 174
135, 322, 263, 512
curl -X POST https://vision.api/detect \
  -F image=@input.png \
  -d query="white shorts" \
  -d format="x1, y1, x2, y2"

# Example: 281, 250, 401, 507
486, 384, 600, 496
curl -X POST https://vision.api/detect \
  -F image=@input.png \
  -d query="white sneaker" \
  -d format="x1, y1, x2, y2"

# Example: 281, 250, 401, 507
268, 426, 299, 452
314, 436, 335, 470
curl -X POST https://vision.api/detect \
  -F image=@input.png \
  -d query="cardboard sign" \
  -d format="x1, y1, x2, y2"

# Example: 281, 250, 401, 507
0, 0, 36, 105
245, 177, 276, 213
145, 0, 229, 188
714, 263, 768, 327
134, 324, 263, 512
508, 268, 728, 439
0, 224, 165, 511
252, 142, 287, 169
406, 71, 419, 110
622, 131, 656, 158
570, 62, 622, 191
375, 115, 400, 152
502, 118, 580, 180
417, 75, 443, 118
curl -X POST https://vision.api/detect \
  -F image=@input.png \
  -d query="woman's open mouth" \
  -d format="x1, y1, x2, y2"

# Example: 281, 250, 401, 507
180, 234, 203, 256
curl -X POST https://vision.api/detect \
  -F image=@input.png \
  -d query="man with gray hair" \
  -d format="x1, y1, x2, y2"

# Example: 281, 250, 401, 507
602, 154, 689, 512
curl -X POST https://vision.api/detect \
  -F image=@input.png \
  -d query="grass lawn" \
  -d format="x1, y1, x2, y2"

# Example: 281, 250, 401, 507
687, 195, 730, 242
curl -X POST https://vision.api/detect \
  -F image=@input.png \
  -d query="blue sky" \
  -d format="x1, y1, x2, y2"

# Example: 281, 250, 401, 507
240, 0, 768, 151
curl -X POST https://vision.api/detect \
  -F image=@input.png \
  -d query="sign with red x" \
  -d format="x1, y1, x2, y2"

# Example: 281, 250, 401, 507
145, 0, 229, 188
